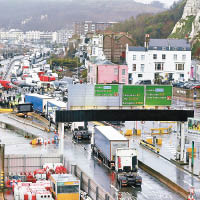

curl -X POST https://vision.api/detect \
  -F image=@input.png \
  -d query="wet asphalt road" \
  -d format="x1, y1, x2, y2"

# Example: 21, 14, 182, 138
0, 124, 184, 200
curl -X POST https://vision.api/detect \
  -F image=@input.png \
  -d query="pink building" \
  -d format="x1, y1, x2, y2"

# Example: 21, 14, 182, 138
87, 60, 128, 84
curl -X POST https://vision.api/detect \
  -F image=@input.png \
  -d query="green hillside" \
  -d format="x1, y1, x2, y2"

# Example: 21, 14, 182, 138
111, 0, 186, 46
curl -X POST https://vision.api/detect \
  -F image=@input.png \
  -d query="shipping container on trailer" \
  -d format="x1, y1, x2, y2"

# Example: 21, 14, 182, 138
25, 94, 53, 113
92, 126, 129, 168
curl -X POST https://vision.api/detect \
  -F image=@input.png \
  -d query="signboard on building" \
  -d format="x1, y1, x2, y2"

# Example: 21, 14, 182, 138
122, 85, 144, 106
145, 85, 172, 106
95, 85, 119, 96
188, 118, 200, 135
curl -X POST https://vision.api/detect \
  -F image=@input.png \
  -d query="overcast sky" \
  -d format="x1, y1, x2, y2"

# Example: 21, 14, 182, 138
135, 0, 178, 8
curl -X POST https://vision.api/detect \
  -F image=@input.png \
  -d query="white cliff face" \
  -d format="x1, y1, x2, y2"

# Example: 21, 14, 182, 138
182, 0, 200, 19
171, 0, 200, 40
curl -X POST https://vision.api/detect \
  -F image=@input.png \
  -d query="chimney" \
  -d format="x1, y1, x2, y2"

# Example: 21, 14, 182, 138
144, 34, 150, 50
185, 34, 189, 44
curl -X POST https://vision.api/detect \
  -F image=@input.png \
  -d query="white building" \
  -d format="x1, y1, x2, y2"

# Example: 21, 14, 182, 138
126, 39, 191, 84
25, 31, 41, 41
87, 34, 105, 61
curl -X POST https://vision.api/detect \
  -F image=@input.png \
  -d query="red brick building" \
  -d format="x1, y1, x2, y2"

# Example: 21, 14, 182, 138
103, 32, 134, 64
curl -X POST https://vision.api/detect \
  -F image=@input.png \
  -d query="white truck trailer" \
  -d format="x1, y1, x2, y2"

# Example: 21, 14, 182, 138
92, 126, 142, 187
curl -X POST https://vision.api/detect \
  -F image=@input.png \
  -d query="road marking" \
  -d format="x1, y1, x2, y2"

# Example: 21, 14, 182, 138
140, 192, 149, 199
183, 180, 193, 187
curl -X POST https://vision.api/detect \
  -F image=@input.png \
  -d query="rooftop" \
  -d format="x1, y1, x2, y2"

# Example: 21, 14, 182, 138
51, 174, 79, 183
95, 126, 128, 141
128, 46, 146, 52
149, 39, 191, 51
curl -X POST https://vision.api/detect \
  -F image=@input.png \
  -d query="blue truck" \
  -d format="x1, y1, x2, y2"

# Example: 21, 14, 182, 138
25, 94, 53, 114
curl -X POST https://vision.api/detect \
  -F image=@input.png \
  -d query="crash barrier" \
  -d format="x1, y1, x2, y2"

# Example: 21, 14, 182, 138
4, 154, 62, 175
27, 112, 50, 127
0, 109, 13, 113
0, 192, 4, 200
138, 160, 189, 199
0, 122, 6, 129
0, 171, 4, 189
8, 114, 49, 132
69, 164, 115, 200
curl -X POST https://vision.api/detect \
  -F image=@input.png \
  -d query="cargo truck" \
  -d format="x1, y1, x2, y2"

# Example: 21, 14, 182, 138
71, 122, 91, 140
92, 126, 142, 187
25, 94, 53, 114
46, 99, 67, 123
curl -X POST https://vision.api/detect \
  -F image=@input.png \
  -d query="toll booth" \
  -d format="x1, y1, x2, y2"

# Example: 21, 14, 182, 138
50, 174, 80, 200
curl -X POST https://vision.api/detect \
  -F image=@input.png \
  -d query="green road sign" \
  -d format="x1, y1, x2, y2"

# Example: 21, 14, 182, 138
122, 85, 144, 106
145, 85, 172, 106
95, 85, 119, 96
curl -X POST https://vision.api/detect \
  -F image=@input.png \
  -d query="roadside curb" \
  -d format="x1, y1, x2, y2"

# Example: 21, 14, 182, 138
8, 114, 47, 131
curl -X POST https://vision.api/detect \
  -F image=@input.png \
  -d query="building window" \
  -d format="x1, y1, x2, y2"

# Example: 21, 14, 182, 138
162, 54, 166, 59
133, 55, 136, 60
176, 63, 184, 70
141, 55, 145, 60
128, 73, 132, 84
114, 68, 118, 75
92, 48, 96, 55
153, 54, 157, 59
174, 54, 177, 60
138, 74, 143, 78
122, 79, 126, 83
155, 63, 164, 71
133, 64, 136, 71
182, 55, 186, 60
180, 74, 184, 78
122, 69, 126, 75
141, 64, 145, 72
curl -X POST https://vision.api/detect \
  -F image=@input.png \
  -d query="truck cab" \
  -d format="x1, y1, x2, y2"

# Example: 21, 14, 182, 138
71, 122, 91, 140
115, 148, 142, 187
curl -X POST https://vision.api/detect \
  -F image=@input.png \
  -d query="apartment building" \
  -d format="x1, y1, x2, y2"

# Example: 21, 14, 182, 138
126, 38, 191, 84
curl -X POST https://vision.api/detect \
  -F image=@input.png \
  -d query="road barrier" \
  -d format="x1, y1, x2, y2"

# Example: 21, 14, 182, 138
8, 114, 47, 132
4, 154, 62, 175
138, 160, 189, 199
0, 109, 13, 113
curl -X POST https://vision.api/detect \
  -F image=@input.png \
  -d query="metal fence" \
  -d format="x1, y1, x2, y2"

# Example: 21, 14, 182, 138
4, 154, 62, 175
65, 160, 116, 200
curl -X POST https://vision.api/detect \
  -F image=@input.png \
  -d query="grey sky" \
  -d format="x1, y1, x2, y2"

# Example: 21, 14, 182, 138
135, 0, 178, 8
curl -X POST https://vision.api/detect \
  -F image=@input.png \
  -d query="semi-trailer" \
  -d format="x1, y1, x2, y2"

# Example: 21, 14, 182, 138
25, 94, 53, 114
46, 99, 67, 123
92, 126, 142, 187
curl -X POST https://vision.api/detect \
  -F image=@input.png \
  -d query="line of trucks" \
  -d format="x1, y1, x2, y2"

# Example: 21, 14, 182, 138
24, 94, 91, 140
24, 94, 141, 187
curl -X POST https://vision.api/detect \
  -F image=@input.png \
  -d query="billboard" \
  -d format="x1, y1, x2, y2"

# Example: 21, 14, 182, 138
145, 85, 172, 106
188, 118, 200, 134
95, 85, 119, 96
122, 85, 144, 106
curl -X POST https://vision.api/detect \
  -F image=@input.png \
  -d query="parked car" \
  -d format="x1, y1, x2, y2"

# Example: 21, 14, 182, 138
135, 80, 151, 85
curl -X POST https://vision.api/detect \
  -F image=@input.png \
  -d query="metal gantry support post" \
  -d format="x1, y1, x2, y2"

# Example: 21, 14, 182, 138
176, 121, 187, 162
58, 122, 64, 158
